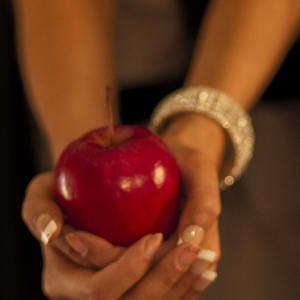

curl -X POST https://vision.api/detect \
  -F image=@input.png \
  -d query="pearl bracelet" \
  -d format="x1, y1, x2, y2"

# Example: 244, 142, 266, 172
148, 86, 255, 190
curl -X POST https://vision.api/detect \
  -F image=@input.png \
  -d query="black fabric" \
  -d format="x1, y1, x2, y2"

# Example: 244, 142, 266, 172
0, 1, 47, 299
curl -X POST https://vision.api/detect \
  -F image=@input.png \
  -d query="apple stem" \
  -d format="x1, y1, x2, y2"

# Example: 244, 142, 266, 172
106, 85, 115, 139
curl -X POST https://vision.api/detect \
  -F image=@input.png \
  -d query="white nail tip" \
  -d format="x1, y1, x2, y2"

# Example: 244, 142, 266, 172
201, 270, 218, 282
41, 220, 57, 244
193, 270, 218, 292
177, 237, 183, 245
197, 249, 217, 262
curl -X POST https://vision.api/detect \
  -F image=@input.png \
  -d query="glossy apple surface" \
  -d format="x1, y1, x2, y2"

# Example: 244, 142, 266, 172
54, 125, 181, 246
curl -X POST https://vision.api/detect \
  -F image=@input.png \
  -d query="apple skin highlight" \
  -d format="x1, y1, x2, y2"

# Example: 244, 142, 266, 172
54, 126, 181, 246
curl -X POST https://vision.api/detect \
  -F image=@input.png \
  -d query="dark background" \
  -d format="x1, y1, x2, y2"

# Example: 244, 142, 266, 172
0, 0, 299, 299
0, 1, 46, 299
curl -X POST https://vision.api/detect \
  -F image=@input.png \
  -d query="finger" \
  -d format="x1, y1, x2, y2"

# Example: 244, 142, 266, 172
65, 230, 180, 269
185, 221, 220, 297
50, 225, 92, 268
181, 265, 218, 300
43, 233, 163, 300
64, 229, 125, 268
87, 233, 163, 299
123, 243, 199, 300
152, 232, 177, 262
194, 264, 218, 293
163, 249, 217, 300
175, 153, 221, 249
54, 226, 171, 269
42, 244, 94, 300
22, 172, 64, 244
164, 221, 220, 300
180, 155, 221, 230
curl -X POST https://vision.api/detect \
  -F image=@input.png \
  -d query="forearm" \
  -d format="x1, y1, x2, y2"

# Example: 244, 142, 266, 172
185, 0, 300, 110
164, 0, 300, 169
14, 0, 118, 163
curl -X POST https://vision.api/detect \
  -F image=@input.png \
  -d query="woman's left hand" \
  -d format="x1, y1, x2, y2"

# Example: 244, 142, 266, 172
160, 113, 226, 299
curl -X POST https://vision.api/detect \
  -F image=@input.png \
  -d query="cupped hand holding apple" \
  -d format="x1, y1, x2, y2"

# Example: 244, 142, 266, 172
22, 176, 200, 300
22, 164, 215, 299
22, 108, 225, 299
22, 87, 225, 298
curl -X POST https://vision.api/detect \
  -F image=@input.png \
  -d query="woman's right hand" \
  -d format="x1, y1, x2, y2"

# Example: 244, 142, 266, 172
41, 230, 201, 300
22, 172, 216, 300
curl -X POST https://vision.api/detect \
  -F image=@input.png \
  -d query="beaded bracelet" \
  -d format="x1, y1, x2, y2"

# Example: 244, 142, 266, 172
148, 86, 255, 190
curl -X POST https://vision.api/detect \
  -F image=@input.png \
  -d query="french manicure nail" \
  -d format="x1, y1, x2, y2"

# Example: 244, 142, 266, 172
36, 214, 57, 245
190, 249, 217, 275
177, 225, 204, 248
177, 246, 197, 271
193, 270, 218, 291
197, 249, 217, 262
144, 233, 163, 259
65, 232, 88, 257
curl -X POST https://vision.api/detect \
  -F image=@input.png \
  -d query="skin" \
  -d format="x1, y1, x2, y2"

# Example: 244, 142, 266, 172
14, 0, 300, 299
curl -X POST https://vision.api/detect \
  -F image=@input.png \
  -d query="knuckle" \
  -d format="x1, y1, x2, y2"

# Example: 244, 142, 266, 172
21, 176, 40, 223
21, 194, 39, 236
21, 196, 32, 224
21, 205, 34, 238
201, 196, 221, 219
25, 173, 40, 195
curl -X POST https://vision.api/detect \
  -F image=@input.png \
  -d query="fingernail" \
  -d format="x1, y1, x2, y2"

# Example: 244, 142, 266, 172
55, 234, 71, 254
177, 245, 198, 271
65, 232, 88, 257
193, 270, 218, 291
177, 225, 204, 248
36, 214, 57, 245
190, 249, 217, 276
144, 233, 163, 259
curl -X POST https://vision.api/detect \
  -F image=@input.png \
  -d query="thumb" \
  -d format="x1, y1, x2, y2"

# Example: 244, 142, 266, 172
22, 171, 64, 244
176, 158, 221, 248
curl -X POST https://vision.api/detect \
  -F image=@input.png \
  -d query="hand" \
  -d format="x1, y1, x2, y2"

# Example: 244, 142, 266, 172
41, 231, 202, 300
53, 110, 224, 299
22, 172, 215, 299
22, 111, 225, 299
160, 113, 226, 298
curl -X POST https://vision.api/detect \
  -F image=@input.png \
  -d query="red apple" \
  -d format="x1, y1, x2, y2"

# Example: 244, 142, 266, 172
54, 125, 181, 246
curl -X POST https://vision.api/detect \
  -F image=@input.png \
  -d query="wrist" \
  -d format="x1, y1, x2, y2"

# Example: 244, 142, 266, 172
149, 86, 255, 190
161, 113, 227, 169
